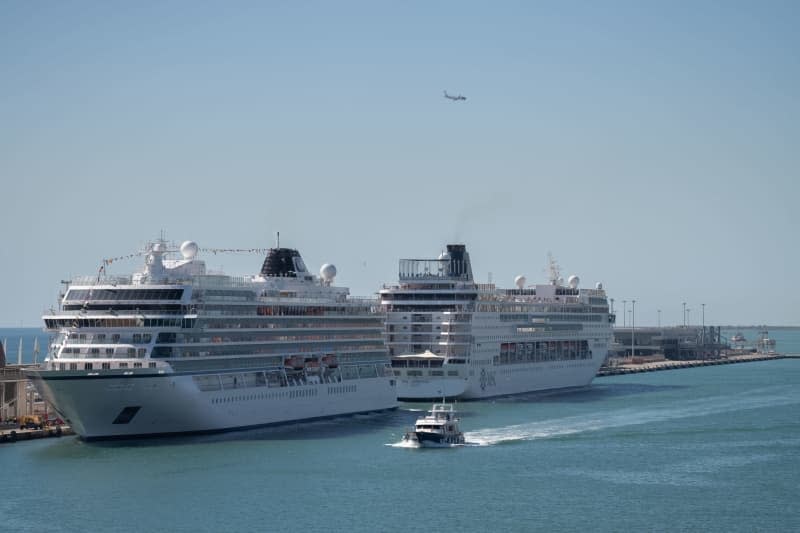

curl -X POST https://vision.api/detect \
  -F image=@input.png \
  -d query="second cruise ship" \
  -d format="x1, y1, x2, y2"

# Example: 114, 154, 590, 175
381, 244, 613, 400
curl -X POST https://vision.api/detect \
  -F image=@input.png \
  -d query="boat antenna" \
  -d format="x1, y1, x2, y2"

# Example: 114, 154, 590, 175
276, 231, 280, 248
547, 252, 561, 285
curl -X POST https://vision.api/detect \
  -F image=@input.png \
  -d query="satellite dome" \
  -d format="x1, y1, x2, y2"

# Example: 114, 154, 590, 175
568, 275, 580, 289
514, 275, 526, 289
320, 263, 337, 282
596, 282, 603, 290
180, 241, 199, 259
438, 251, 451, 261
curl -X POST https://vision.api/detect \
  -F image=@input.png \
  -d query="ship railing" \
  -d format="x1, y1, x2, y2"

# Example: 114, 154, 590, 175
192, 275, 256, 288
71, 275, 134, 286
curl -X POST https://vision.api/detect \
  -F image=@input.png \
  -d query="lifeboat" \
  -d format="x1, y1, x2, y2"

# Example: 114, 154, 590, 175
305, 358, 321, 372
284, 355, 305, 370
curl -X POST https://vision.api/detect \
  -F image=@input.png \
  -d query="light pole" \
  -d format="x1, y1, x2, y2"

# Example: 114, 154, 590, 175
683, 302, 686, 327
657, 309, 661, 328
623, 300, 627, 328
687, 308, 691, 326
631, 299, 636, 358
701, 303, 706, 345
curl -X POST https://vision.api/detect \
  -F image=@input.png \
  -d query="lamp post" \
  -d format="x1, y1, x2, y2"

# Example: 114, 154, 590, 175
657, 309, 661, 328
631, 299, 636, 358
683, 302, 687, 327
623, 300, 627, 328
687, 308, 691, 326
701, 303, 706, 345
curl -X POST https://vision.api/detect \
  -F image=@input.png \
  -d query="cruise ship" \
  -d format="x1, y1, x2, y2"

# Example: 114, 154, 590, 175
381, 244, 614, 400
26, 240, 397, 440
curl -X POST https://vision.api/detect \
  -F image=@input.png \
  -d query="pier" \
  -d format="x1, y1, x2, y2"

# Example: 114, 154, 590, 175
597, 352, 789, 377
1, 424, 74, 443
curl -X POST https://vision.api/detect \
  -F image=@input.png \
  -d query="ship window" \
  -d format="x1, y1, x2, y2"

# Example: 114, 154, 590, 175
152, 346, 173, 358
69, 363, 78, 370
137, 348, 146, 358
102, 362, 110, 369
133, 362, 142, 368
59, 363, 66, 371
119, 362, 128, 368
85, 363, 93, 370
149, 362, 156, 368
105, 348, 114, 355
127, 348, 136, 356
142, 334, 152, 343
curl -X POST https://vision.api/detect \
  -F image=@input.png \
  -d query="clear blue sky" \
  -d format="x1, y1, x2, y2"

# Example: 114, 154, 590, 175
1, 1, 798, 327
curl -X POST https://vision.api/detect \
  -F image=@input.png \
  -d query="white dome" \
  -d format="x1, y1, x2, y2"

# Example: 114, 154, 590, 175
514, 275, 526, 289
568, 275, 580, 289
180, 240, 199, 259
596, 282, 603, 290
320, 263, 337, 281
438, 252, 451, 261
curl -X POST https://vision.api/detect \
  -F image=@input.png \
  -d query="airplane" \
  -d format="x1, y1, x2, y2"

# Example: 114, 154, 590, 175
443, 90, 467, 101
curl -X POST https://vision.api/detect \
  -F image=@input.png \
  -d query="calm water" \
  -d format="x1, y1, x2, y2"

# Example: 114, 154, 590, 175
2, 328, 799, 532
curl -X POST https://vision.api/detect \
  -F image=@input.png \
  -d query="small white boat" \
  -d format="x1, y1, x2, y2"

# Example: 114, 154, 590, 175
731, 332, 746, 343
402, 403, 465, 447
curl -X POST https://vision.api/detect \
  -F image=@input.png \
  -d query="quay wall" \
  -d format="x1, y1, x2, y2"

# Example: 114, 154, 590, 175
597, 353, 789, 377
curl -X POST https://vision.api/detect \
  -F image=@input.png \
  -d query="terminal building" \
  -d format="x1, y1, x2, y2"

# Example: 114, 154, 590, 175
610, 326, 724, 360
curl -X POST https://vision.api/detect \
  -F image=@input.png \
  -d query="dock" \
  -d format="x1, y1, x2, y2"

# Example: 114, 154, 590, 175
0, 424, 74, 443
597, 353, 789, 377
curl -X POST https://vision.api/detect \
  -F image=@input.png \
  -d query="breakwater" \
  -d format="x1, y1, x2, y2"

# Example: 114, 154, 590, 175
597, 353, 788, 377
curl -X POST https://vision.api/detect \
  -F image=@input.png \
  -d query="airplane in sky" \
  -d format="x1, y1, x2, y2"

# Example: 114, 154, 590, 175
443, 90, 467, 101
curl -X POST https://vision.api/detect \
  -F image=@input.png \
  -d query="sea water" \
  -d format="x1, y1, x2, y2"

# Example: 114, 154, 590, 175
1, 328, 799, 532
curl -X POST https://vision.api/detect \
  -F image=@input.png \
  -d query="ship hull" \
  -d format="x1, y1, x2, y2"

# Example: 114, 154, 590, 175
27, 370, 397, 440
396, 348, 607, 401
396, 377, 468, 401
405, 431, 464, 447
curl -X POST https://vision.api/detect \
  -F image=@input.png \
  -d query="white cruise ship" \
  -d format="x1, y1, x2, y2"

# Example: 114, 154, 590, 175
26, 240, 397, 440
381, 244, 613, 400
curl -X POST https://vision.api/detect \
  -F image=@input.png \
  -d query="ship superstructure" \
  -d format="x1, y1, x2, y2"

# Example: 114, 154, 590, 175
381, 244, 613, 400
26, 240, 396, 439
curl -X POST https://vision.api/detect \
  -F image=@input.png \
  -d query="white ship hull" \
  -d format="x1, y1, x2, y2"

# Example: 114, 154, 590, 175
28, 371, 397, 440
395, 376, 468, 400
396, 349, 606, 400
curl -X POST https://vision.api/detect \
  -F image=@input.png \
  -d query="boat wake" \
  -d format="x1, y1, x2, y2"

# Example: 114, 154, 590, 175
464, 385, 800, 446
